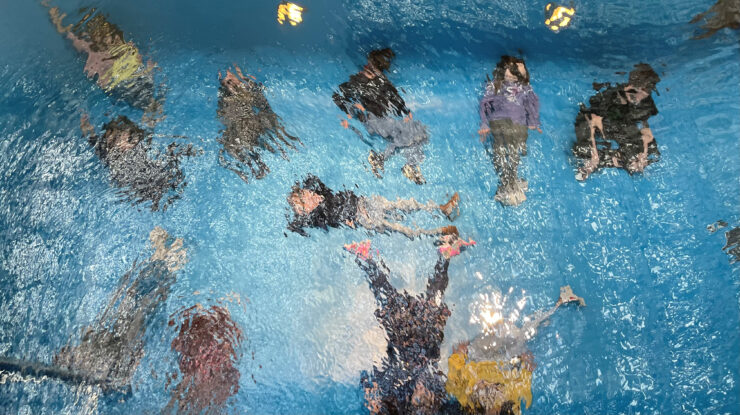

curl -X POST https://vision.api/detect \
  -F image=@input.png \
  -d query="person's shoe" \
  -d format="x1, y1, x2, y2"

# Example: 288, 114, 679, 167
517, 178, 528, 193
402, 164, 425, 185
368, 150, 384, 178
494, 185, 509, 203
575, 168, 587, 181
439, 192, 460, 221
559, 285, 586, 307
440, 225, 459, 236
495, 185, 526, 206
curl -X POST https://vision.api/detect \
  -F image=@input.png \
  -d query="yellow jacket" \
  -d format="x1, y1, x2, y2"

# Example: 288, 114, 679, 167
446, 352, 533, 414
103, 42, 145, 91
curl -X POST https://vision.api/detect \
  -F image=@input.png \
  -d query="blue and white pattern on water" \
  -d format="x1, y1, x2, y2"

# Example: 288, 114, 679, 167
0, 0, 738, 413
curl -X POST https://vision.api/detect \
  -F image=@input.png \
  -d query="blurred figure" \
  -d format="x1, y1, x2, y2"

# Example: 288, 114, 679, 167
287, 175, 460, 239
333, 48, 428, 184
446, 286, 585, 415
572, 63, 661, 181
45, 3, 162, 117
478, 56, 541, 206
345, 237, 474, 415
723, 226, 740, 263
81, 113, 195, 211
54, 228, 187, 392
217, 65, 301, 183
164, 305, 243, 415
691, 0, 740, 39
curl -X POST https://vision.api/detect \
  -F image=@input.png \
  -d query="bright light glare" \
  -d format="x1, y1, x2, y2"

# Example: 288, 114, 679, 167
544, 3, 575, 32
277, 2, 304, 26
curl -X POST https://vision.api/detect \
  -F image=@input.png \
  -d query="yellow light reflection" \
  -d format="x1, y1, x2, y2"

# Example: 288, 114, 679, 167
544, 3, 575, 32
277, 2, 304, 26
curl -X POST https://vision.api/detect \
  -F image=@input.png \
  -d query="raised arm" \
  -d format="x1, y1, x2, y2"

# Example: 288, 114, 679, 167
48, 6, 72, 34
383, 81, 410, 116
521, 285, 585, 336
425, 255, 450, 299
332, 81, 357, 116
576, 102, 604, 180
524, 88, 541, 132
356, 257, 397, 304
478, 95, 492, 141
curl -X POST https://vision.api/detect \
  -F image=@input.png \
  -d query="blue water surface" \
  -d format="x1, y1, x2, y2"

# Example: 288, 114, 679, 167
0, 0, 739, 414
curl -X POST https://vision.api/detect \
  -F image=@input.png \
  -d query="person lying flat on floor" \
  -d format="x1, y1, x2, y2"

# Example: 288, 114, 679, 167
286, 174, 460, 239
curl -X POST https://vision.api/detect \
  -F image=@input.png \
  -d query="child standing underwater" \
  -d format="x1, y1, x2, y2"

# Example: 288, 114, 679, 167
478, 56, 542, 206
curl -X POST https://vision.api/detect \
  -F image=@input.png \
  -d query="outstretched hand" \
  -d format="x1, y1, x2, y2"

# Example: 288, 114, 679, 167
438, 234, 476, 259
478, 127, 490, 143
344, 240, 374, 261
80, 113, 94, 137
557, 285, 586, 307
452, 341, 470, 355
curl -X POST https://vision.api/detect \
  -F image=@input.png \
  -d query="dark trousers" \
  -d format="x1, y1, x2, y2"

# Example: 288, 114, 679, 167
490, 119, 528, 189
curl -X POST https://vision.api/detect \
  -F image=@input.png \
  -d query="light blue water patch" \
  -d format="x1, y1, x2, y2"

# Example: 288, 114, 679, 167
0, 0, 738, 414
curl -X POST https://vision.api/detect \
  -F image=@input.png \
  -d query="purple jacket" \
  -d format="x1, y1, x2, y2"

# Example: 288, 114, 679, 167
479, 81, 540, 129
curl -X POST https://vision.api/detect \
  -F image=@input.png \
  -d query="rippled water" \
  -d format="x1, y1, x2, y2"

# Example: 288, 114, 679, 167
1, 0, 739, 414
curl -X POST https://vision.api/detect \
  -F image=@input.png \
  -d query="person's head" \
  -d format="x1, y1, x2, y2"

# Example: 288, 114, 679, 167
102, 116, 146, 153
470, 380, 507, 415
288, 175, 330, 216
84, 14, 125, 51
220, 70, 243, 95
625, 63, 660, 103
169, 305, 242, 411
366, 48, 395, 73
492, 56, 530, 92
288, 188, 323, 216
499, 400, 516, 415
411, 379, 438, 414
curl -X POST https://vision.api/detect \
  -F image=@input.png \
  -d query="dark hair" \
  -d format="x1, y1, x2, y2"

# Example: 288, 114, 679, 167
628, 63, 660, 92
367, 48, 395, 72
491, 56, 530, 94
93, 115, 147, 160
288, 174, 333, 204
82, 14, 125, 52
500, 400, 516, 415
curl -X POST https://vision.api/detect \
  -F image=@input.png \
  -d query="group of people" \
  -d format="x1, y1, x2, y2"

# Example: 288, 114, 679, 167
3, 0, 735, 413
44, 1, 668, 214
41, 0, 738, 211
1, 227, 244, 414
344, 239, 586, 415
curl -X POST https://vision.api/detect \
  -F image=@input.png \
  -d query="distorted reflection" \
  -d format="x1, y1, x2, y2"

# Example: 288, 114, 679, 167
81, 114, 196, 211
54, 228, 186, 392
345, 237, 474, 414
165, 304, 243, 415
333, 49, 429, 184
544, 3, 575, 32
447, 286, 585, 415
690, 0, 740, 39
217, 65, 301, 183
287, 175, 460, 238
573, 63, 661, 181
723, 227, 740, 263
277, 2, 304, 26
43, 2, 163, 117
478, 56, 541, 206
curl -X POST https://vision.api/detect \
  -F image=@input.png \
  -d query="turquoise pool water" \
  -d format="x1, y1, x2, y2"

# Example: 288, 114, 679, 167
0, 0, 739, 413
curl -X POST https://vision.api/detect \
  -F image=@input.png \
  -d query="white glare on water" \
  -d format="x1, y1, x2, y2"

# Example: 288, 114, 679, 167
470, 288, 528, 334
